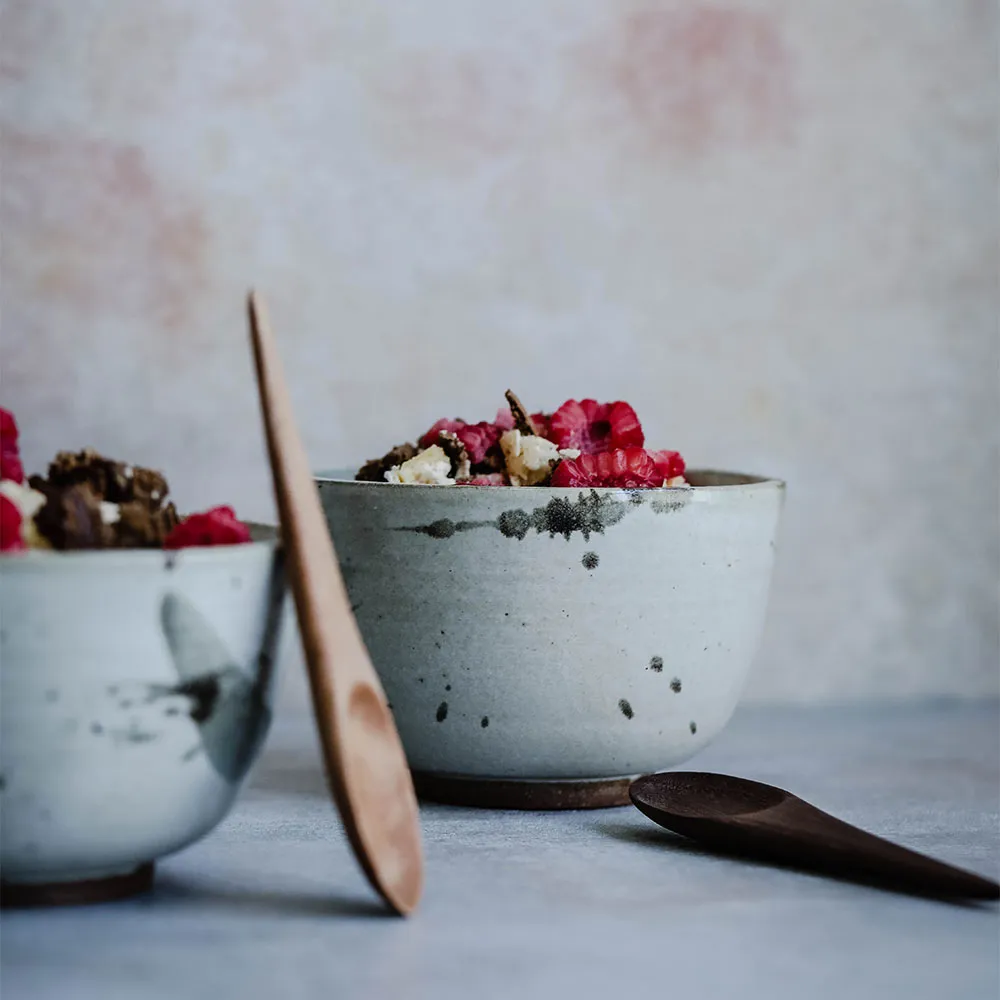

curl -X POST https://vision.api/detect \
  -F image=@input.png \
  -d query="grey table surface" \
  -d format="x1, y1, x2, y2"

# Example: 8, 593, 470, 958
2, 702, 998, 1000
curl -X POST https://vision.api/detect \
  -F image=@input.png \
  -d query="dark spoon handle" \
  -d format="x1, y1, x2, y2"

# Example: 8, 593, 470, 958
631, 792, 999, 900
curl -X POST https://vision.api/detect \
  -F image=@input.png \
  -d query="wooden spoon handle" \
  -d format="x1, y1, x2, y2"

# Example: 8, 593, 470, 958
248, 291, 423, 915
748, 798, 1000, 900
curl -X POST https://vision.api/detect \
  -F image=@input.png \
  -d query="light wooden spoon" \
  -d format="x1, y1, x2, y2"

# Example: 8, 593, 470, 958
247, 290, 424, 916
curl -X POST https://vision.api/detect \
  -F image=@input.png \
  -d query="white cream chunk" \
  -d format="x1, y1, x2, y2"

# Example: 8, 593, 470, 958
500, 430, 581, 487
385, 444, 456, 485
0, 479, 51, 548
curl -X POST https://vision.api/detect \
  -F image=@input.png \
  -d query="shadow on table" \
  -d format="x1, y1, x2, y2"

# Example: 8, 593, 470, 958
595, 821, 995, 908
148, 872, 387, 919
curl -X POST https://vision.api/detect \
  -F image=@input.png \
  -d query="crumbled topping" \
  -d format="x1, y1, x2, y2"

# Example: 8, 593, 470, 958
356, 443, 419, 482
500, 429, 580, 487
385, 445, 456, 485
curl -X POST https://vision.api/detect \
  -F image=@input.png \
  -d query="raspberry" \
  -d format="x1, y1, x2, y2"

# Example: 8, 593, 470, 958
551, 448, 661, 488
493, 407, 515, 431
455, 422, 502, 466
0, 408, 17, 445
1, 407, 24, 483
458, 473, 507, 486
1, 449, 24, 484
418, 419, 466, 450
549, 399, 644, 454
648, 449, 686, 482
530, 412, 553, 440
0, 494, 24, 552
163, 505, 252, 549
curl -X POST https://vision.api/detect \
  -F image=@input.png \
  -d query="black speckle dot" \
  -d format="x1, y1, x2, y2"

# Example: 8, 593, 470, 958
424, 519, 457, 539
165, 552, 177, 570
434, 641, 442, 649
497, 508, 531, 540
627, 491, 645, 506
387, 702, 393, 711
173, 675, 220, 724
670, 677, 682, 693
649, 656, 663, 673
418, 677, 425, 684
90, 722, 104, 735
436, 702, 449, 723
440, 630, 446, 636
44, 689, 58, 703
689, 721, 697, 734
481, 716, 489, 728
618, 698, 634, 719
582, 551, 600, 570
445, 684, 451, 692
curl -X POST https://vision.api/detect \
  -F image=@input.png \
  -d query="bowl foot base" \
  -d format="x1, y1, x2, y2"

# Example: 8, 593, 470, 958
412, 771, 643, 810
1, 862, 155, 908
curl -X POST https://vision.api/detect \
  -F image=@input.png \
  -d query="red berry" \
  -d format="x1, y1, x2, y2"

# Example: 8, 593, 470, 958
1, 449, 24, 484
418, 418, 466, 450
530, 412, 553, 440
455, 422, 502, 466
1, 408, 24, 483
549, 399, 644, 454
0, 494, 25, 552
493, 407, 516, 431
0, 408, 17, 445
648, 449, 686, 482
163, 505, 252, 549
551, 448, 660, 488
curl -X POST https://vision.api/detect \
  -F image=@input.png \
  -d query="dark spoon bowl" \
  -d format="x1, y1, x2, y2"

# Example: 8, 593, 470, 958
630, 772, 1000, 901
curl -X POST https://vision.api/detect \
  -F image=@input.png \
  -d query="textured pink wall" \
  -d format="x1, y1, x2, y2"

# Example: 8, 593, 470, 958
2, 1, 996, 702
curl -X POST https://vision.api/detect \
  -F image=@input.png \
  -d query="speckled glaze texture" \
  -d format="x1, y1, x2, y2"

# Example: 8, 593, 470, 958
317, 470, 783, 781
0, 542, 286, 886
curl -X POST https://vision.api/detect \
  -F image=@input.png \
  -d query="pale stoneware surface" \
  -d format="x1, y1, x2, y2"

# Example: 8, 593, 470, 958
0, 542, 285, 883
2, 1, 996, 706
319, 475, 783, 778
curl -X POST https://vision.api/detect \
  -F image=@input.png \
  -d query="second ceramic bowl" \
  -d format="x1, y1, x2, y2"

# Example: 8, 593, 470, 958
0, 541, 286, 904
317, 470, 783, 808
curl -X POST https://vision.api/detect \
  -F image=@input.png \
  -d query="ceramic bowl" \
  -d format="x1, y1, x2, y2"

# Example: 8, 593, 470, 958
316, 470, 783, 808
0, 541, 286, 905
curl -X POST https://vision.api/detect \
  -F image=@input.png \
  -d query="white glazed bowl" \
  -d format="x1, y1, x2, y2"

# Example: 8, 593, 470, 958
0, 541, 286, 901
317, 470, 783, 808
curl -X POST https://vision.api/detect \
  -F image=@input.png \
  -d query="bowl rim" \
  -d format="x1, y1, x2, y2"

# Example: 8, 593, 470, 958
314, 467, 785, 492
0, 538, 279, 571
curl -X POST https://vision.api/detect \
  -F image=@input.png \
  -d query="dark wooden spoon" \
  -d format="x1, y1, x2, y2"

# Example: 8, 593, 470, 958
630, 772, 999, 900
